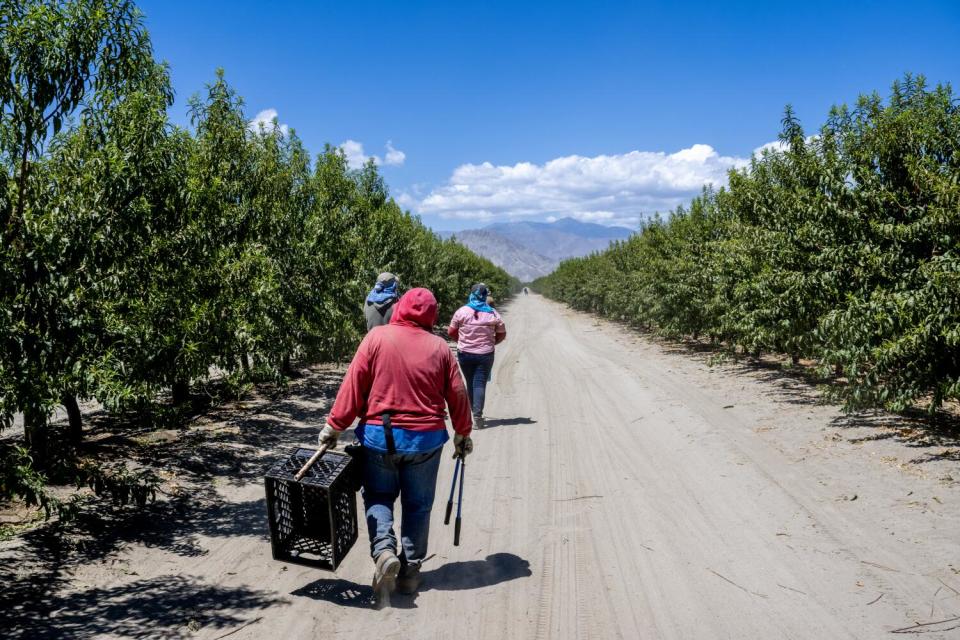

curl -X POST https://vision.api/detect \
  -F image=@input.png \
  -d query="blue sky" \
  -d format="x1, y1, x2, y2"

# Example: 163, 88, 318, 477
139, 0, 960, 231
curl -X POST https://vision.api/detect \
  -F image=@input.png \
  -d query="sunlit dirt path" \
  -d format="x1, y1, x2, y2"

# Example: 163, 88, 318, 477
6, 294, 960, 639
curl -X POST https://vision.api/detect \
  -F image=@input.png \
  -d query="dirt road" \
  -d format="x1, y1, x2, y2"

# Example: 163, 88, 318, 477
6, 294, 960, 639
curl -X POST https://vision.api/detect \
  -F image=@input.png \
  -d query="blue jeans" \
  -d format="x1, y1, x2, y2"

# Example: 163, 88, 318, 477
458, 351, 495, 417
362, 447, 442, 566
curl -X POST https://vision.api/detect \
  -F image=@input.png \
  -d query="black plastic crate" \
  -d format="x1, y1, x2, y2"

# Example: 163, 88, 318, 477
264, 447, 358, 570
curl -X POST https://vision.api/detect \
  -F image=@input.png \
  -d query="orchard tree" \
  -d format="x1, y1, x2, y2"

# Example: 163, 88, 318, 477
819, 76, 960, 410
0, 0, 155, 463
537, 74, 960, 414
40, 62, 175, 442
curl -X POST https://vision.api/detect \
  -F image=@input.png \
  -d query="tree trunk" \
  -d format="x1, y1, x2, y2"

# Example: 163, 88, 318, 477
4, 126, 31, 233
62, 393, 82, 445
282, 353, 292, 375
23, 406, 48, 469
172, 379, 190, 406
241, 353, 251, 375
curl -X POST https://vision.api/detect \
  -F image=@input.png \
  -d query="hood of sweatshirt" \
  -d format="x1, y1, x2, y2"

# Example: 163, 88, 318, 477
389, 288, 438, 330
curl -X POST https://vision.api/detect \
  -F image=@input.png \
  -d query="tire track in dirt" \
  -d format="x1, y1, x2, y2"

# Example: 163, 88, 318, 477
607, 336, 935, 626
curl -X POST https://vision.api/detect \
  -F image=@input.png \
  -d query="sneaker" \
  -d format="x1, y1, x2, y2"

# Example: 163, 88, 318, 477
474, 415, 485, 430
397, 563, 421, 595
372, 550, 401, 595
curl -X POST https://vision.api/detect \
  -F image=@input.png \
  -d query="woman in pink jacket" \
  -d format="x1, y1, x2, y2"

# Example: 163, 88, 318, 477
447, 283, 506, 429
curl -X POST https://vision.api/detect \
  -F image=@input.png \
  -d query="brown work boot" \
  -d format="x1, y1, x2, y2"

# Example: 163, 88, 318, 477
372, 550, 401, 595
397, 563, 421, 595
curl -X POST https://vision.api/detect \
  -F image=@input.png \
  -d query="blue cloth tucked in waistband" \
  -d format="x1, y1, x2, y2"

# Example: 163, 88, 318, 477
356, 423, 448, 454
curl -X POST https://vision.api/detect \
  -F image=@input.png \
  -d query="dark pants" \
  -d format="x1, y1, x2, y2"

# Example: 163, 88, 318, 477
362, 447, 442, 567
458, 351, 495, 417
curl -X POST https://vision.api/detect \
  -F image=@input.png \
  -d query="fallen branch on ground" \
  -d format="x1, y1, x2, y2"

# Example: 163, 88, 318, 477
890, 616, 960, 634
707, 568, 768, 599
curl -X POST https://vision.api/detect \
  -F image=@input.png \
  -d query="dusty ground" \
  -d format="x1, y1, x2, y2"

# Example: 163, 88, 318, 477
3, 294, 960, 639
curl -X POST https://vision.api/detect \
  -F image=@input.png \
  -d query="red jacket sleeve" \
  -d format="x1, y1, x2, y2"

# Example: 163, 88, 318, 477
444, 349, 473, 436
327, 336, 374, 431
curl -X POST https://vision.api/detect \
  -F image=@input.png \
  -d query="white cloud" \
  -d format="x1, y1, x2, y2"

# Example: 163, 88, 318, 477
384, 141, 406, 166
394, 191, 418, 209
753, 139, 788, 156
249, 108, 289, 136
565, 211, 641, 227
753, 135, 821, 158
340, 140, 406, 169
414, 144, 750, 227
340, 139, 372, 169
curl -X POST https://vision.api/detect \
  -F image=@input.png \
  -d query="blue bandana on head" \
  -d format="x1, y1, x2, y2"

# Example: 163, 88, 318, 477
367, 279, 399, 305
467, 286, 494, 313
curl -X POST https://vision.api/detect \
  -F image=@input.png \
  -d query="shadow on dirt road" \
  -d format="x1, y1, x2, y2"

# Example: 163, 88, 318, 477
291, 552, 532, 609
3, 572, 284, 640
1, 365, 342, 639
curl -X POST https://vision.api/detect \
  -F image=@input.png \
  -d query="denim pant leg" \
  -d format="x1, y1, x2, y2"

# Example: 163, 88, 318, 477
458, 353, 478, 410
397, 447, 443, 567
471, 353, 494, 416
460, 352, 494, 416
362, 450, 400, 559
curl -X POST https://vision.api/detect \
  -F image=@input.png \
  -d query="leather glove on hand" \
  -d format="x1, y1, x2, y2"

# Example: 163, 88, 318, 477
318, 423, 341, 450
453, 434, 473, 459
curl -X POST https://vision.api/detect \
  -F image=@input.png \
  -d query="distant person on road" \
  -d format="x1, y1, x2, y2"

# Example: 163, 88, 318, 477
448, 283, 506, 429
364, 272, 400, 332
523, 287, 529, 295
318, 288, 473, 598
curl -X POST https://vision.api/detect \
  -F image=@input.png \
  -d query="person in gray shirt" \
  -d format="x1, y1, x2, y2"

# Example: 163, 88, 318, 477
364, 272, 400, 332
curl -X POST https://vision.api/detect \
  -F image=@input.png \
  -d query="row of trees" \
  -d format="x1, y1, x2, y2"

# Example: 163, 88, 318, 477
535, 75, 960, 414
0, 0, 512, 488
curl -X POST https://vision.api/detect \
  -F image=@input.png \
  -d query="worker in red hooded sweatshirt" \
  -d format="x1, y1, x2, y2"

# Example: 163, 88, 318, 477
317, 288, 473, 598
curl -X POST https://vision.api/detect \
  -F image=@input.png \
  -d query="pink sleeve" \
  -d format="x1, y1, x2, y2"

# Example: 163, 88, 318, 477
443, 348, 473, 436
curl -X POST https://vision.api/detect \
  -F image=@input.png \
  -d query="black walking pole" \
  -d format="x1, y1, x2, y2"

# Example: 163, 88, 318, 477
454, 460, 465, 546
444, 457, 461, 525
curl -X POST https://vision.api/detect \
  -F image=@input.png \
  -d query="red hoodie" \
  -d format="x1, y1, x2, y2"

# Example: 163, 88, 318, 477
326, 288, 472, 436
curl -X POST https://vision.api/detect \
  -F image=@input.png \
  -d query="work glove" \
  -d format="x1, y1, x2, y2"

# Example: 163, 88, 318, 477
317, 423, 341, 450
453, 434, 473, 459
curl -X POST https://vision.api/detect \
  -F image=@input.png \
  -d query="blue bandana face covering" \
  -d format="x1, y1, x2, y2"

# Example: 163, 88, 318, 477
367, 279, 399, 305
467, 287, 494, 313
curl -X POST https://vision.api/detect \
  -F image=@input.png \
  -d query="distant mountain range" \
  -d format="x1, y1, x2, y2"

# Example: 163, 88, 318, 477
446, 229, 556, 283
445, 218, 634, 282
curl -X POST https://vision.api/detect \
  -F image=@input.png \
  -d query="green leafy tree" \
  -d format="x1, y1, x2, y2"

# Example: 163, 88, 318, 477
40, 62, 176, 439
0, 1, 515, 509
818, 76, 960, 410
0, 0, 155, 463
537, 74, 960, 414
